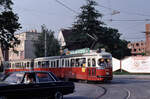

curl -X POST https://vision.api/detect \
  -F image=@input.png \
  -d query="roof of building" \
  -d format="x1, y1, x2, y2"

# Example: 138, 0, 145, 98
61, 29, 73, 42
60, 29, 82, 50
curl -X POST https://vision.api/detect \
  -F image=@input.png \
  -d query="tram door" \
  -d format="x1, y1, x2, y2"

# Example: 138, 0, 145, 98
87, 58, 96, 77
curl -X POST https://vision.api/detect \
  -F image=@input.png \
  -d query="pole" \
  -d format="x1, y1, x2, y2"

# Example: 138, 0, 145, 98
44, 31, 47, 57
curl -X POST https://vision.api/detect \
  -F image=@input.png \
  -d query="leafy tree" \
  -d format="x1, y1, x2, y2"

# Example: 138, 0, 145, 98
71, 0, 103, 49
0, 0, 21, 50
70, 0, 131, 59
34, 25, 60, 57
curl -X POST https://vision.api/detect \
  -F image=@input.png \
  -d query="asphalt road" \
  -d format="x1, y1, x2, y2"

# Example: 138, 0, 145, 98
64, 75, 150, 99
1, 74, 150, 99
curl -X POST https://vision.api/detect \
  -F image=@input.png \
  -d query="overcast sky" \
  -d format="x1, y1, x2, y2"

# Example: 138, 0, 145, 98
12, 0, 150, 42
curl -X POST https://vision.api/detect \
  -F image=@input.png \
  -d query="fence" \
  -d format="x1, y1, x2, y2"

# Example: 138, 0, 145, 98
112, 56, 150, 73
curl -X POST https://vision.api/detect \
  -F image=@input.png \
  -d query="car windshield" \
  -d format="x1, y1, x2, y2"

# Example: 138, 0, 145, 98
4, 73, 24, 84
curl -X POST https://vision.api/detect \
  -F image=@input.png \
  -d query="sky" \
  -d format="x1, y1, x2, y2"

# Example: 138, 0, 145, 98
12, 0, 150, 42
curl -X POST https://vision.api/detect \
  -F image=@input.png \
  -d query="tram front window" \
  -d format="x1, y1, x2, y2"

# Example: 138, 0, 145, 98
98, 58, 111, 68
98, 58, 107, 69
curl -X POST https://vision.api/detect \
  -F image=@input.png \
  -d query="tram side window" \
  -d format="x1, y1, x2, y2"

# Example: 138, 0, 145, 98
56, 60, 59, 68
54, 61, 56, 68
27, 62, 30, 68
88, 58, 91, 67
15, 63, 18, 68
12, 63, 14, 68
24, 63, 27, 68
42, 62, 44, 68
45, 61, 49, 68
35, 62, 37, 68
21, 63, 23, 68
8, 63, 10, 68
62, 59, 64, 67
51, 61, 53, 68
65, 60, 67, 67
22, 62, 24, 68
9, 63, 11, 68
68, 60, 70, 67
48, 61, 51, 68
92, 58, 96, 67
80, 58, 86, 67
19, 63, 21, 68
38, 62, 41, 68
66, 59, 69, 67
75, 59, 79, 67
71, 59, 75, 67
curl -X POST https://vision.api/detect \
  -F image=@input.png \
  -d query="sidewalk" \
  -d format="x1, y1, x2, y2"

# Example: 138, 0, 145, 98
114, 75, 150, 80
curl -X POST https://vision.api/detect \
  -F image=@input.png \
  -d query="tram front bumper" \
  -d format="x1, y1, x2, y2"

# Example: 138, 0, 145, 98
97, 75, 113, 80
97, 75, 112, 78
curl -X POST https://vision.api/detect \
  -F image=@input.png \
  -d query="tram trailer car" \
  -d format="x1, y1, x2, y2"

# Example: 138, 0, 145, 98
4, 59, 34, 74
3, 50, 113, 82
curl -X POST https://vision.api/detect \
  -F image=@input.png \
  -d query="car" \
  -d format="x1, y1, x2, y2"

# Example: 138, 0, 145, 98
0, 71, 75, 99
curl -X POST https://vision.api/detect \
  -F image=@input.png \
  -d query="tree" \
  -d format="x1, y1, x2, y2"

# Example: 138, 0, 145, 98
71, 0, 103, 49
0, 0, 21, 50
70, 0, 131, 59
34, 25, 60, 57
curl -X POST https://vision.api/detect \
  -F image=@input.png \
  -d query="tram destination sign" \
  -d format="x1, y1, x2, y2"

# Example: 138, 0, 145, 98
70, 48, 90, 55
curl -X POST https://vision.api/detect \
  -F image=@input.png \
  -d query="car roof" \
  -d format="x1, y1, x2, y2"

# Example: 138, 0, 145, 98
13, 71, 51, 74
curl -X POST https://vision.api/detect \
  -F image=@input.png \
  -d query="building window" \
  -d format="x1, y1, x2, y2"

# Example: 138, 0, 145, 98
134, 49, 136, 52
136, 43, 139, 46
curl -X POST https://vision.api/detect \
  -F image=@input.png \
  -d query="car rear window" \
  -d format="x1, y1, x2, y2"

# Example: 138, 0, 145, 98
36, 73, 54, 83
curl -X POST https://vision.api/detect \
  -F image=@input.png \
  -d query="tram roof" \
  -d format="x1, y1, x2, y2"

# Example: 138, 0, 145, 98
34, 50, 111, 61
6, 58, 34, 62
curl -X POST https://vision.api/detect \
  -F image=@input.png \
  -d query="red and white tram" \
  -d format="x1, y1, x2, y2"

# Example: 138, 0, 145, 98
4, 59, 34, 74
3, 49, 113, 82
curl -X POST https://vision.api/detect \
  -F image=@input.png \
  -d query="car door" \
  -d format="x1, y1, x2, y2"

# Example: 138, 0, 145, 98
19, 72, 40, 97
34, 72, 57, 97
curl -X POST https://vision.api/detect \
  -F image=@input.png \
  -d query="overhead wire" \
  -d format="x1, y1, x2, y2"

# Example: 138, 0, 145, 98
98, 4, 150, 17
54, 0, 78, 14
105, 19, 150, 22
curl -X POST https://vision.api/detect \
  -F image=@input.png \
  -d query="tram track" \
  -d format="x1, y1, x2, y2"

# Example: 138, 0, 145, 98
123, 87, 131, 99
95, 84, 131, 99
95, 85, 107, 99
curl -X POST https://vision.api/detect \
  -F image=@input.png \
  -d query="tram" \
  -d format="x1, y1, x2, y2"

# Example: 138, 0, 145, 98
4, 59, 34, 74
3, 48, 113, 82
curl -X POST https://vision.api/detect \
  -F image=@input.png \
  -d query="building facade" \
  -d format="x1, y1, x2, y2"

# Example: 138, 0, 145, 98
9, 31, 40, 61
145, 24, 150, 55
128, 24, 150, 55
128, 41, 146, 55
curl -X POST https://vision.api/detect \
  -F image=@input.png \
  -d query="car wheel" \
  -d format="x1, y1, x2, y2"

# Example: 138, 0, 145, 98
54, 92, 63, 99
0, 96, 7, 99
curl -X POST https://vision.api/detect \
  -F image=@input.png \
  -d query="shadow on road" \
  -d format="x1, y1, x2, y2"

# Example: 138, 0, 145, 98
64, 96, 89, 99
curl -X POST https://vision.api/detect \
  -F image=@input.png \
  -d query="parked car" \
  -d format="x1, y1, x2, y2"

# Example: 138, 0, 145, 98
0, 71, 75, 99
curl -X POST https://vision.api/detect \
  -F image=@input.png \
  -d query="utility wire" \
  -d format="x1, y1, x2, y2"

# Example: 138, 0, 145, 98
98, 4, 150, 17
54, 0, 78, 14
108, 19, 150, 22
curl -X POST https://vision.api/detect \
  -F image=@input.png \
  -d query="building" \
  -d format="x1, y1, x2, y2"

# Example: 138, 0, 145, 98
145, 24, 150, 55
128, 41, 146, 55
128, 24, 150, 55
58, 29, 81, 50
9, 31, 40, 61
